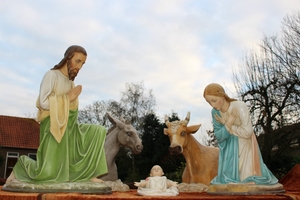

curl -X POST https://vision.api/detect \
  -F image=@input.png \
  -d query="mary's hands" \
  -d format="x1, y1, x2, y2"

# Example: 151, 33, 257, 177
67, 85, 82, 102
225, 108, 238, 132
214, 109, 238, 133
214, 113, 226, 124
226, 109, 238, 127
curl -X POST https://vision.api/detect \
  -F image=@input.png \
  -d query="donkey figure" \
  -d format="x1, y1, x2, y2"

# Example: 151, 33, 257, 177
100, 113, 143, 181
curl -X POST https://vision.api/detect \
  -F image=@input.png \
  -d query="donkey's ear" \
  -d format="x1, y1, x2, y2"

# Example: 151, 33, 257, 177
107, 113, 125, 128
107, 113, 116, 125
120, 115, 126, 123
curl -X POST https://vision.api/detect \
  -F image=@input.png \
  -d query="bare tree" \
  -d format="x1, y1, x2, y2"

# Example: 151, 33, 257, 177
120, 81, 156, 133
78, 81, 156, 131
24, 112, 37, 120
205, 130, 218, 147
233, 11, 300, 165
78, 100, 125, 128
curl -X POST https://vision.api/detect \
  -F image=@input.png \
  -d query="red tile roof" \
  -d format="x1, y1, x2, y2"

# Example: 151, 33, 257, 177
0, 115, 39, 149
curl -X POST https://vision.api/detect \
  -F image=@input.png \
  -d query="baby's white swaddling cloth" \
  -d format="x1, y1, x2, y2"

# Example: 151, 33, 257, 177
137, 176, 178, 196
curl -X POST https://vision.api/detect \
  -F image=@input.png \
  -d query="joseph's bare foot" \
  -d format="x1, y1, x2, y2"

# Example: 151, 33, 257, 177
6, 172, 16, 183
90, 177, 104, 183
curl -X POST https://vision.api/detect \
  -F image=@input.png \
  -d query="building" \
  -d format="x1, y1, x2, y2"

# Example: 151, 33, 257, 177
0, 115, 39, 179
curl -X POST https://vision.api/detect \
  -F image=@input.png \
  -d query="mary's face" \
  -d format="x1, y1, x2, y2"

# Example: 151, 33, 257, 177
205, 95, 225, 111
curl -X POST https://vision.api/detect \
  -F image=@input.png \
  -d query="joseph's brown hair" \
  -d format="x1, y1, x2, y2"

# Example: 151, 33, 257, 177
52, 45, 87, 70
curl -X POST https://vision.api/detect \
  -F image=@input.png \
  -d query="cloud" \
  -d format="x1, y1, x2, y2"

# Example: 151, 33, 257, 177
0, 0, 299, 143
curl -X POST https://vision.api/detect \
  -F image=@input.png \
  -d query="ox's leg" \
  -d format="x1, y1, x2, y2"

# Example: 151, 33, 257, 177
181, 167, 190, 183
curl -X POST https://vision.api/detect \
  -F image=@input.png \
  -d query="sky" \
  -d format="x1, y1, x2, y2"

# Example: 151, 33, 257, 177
0, 0, 299, 143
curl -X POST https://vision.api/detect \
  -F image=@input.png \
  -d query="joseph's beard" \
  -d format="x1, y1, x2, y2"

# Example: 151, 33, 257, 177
67, 61, 78, 81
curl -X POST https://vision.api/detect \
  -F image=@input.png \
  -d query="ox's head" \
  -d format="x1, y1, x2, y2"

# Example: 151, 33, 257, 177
107, 113, 143, 154
164, 111, 201, 155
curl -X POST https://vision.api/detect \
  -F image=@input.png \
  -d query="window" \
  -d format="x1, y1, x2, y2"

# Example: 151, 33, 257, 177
28, 153, 36, 161
4, 152, 19, 178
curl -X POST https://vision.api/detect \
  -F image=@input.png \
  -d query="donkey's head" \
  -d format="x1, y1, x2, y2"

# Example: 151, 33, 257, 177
107, 113, 143, 154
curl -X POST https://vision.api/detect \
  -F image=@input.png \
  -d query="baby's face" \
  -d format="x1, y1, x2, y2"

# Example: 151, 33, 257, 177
150, 165, 164, 177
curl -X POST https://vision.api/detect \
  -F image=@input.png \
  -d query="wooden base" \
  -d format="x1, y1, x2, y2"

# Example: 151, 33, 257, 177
1, 187, 299, 200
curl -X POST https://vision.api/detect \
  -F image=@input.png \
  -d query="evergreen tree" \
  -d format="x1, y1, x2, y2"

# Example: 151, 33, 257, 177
134, 112, 185, 182
134, 113, 162, 178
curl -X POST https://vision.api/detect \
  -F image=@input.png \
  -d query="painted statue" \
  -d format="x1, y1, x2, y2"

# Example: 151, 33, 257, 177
6, 45, 107, 184
164, 112, 219, 186
101, 113, 143, 181
203, 83, 278, 185
134, 165, 179, 196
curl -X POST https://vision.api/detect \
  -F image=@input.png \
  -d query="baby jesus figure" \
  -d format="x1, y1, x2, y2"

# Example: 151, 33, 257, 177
134, 165, 179, 196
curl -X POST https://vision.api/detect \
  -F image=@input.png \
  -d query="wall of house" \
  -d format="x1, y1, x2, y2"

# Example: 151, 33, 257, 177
0, 147, 37, 179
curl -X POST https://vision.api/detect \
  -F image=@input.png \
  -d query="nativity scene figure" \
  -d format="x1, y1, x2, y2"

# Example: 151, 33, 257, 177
203, 83, 285, 194
3, 45, 110, 194
134, 165, 179, 196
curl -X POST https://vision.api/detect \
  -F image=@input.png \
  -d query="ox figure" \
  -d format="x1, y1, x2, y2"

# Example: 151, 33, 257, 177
164, 111, 219, 186
100, 113, 143, 181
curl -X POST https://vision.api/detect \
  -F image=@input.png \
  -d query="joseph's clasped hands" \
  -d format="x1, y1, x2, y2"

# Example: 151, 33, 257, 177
67, 85, 82, 102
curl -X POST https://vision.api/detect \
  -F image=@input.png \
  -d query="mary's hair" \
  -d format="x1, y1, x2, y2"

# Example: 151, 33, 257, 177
203, 83, 236, 102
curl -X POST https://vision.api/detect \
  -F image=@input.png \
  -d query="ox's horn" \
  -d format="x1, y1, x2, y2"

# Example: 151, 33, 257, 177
183, 111, 190, 125
164, 115, 170, 127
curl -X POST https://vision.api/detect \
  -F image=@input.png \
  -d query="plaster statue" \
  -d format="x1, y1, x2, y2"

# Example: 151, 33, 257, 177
203, 83, 278, 185
100, 113, 143, 181
164, 112, 219, 186
134, 165, 179, 196
6, 45, 107, 184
